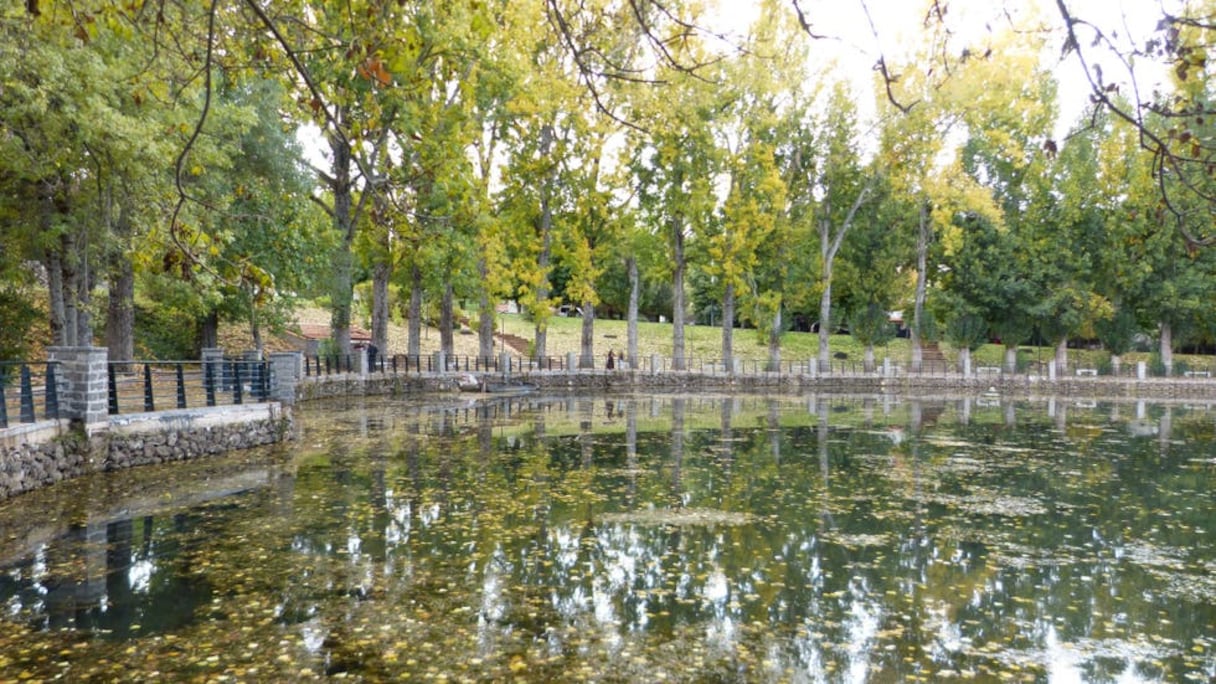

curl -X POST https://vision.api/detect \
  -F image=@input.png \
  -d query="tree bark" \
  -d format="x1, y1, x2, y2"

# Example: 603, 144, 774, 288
671, 217, 686, 371
250, 307, 263, 356
817, 262, 833, 372
579, 301, 595, 368
198, 310, 219, 351
328, 118, 355, 356
371, 260, 390, 356
478, 258, 495, 362
47, 247, 66, 347
958, 346, 971, 376
440, 281, 454, 360
626, 256, 639, 369
533, 124, 555, 362
1160, 321, 1173, 374
408, 263, 422, 359
911, 201, 930, 372
721, 282, 735, 372
106, 207, 135, 365
767, 305, 782, 372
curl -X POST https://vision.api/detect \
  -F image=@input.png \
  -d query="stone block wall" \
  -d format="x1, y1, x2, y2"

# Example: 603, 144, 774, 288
0, 408, 290, 503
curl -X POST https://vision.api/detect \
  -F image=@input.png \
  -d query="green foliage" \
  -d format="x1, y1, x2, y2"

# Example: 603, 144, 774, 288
0, 288, 39, 361
848, 303, 897, 350
133, 301, 199, 360
1095, 307, 1140, 358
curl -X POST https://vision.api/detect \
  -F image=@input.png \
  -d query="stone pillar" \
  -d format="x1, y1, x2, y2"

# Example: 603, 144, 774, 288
882, 358, 891, 377
357, 347, 370, 377
650, 354, 660, 375
962, 355, 972, 379
47, 346, 108, 429
202, 348, 224, 393
499, 352, 512, 374
242, 350, 262, 397
433, 350, 446, 374
566, 352, 577, 372
269, 352, 303, 405
1048, 361, 1057, 382
1136, 361, 1147, 380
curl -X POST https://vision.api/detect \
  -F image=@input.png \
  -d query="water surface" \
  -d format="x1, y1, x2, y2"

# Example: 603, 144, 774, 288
1, 393, 1213, 682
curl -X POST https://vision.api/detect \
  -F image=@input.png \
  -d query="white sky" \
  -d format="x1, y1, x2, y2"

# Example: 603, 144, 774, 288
299, 1, 1173, 175
707, 0, 1173, 139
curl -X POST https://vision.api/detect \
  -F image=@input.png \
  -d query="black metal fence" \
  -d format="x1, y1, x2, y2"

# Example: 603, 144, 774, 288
299, 351, 1216, 379
106, 359, 272, 416
302, 353, 568, 376
0, 362, 59, 429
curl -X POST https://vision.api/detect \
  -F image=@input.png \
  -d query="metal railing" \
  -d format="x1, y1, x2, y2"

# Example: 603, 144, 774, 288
0, 362, 60, 429
302, 353, 568, 377
298, 351, 1216, 380
106, 359, 272, 416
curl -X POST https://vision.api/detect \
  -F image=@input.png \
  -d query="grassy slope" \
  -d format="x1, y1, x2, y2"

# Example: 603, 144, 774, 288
228, 304, 1212, 371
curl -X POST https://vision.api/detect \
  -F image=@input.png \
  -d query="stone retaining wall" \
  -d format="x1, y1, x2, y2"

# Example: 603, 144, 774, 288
295, 368, 1216, 400
6, 363, 1216, 504
0, 405, 289, 503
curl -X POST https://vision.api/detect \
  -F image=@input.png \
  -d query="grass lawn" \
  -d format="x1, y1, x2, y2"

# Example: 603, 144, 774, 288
498, 313, 907, 364
273, 305, 1216, 373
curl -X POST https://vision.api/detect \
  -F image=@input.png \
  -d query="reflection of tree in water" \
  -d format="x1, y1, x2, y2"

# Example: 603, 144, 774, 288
2, 395, 1215, 680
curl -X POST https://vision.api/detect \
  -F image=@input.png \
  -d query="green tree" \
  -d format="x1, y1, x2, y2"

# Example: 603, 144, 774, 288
787, 84, 876, 372
632, 65, 719, 371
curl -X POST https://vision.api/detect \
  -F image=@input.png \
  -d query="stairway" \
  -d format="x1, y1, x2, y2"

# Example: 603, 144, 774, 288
918, 342, 947, 371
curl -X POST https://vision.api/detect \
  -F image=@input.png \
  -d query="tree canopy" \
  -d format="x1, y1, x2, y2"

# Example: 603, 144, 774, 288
2, 0, 1213, 369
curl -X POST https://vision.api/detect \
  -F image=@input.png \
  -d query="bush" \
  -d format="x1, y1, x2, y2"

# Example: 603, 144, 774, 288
1148, 352, 1168, 377
1096, 357, 1113, 376
134, 303, 197, 360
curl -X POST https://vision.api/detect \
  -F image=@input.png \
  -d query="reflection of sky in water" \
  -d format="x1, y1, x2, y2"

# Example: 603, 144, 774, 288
0, 396, 1214, 680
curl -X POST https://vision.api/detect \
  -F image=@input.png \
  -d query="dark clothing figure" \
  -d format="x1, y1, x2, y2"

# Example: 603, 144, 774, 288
606, 350, 615, 370
367, 343, 379, 371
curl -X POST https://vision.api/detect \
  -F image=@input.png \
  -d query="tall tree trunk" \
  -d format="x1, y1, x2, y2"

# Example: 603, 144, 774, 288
105, 257, 134, 361
59, 230, 82, 347
911, 201, 929, 372
958, 346, 972, 376
1159, 321, 1173, 375
478, 258, 495, 362
42, 180, 72, 346
440, 281, 454, 360
198, 310, 219, 351
250, 307, 263, 356
767, 304, 782, 372
627, 256, 639, 370
721, 282, 735, 372
372, 260, 390, 356
671, 219, 686, 371
47, 248, 67, 347
534, 124, 555, 362
1055, 337, 1068, 373
328, 121, 355, 356
408, 263, 422, 359
579, 302, 595, 369
74, 227, 95, 348
817, 264, 833, 372
816, 180, 873, 373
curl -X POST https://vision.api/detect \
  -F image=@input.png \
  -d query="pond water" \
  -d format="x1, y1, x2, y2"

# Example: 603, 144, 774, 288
0, 393, 1214, 682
